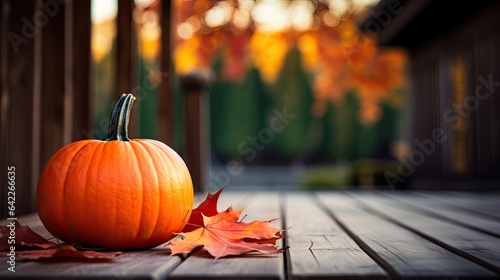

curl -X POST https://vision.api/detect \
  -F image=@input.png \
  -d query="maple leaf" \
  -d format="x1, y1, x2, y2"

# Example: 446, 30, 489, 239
168, 206, 284, 259
182, 187, 225, 232
0, 221, 57, 251
17, 244, 123, 261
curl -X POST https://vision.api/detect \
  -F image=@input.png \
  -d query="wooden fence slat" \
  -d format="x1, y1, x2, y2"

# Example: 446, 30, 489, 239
70, 0, 92, 141
3, 0, 38, 217
285, 193, 387, 279
318, 192, 496, 278
0, 0, 10, 219
116, 0, 137, 137
158, 0, 173, 147
39, 0, 66, 177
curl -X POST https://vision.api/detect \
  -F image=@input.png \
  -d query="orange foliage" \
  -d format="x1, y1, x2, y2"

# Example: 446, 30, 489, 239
168, 206, 284, 258
172, 0, 408, 124
167, 188, 284, 259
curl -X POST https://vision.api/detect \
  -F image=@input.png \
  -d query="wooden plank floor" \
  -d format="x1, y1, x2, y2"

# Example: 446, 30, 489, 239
1, 191, 500, 279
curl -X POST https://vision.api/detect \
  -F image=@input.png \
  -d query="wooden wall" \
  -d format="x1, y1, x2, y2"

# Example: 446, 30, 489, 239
409, 1, 500, 185
0, 0, 93, 218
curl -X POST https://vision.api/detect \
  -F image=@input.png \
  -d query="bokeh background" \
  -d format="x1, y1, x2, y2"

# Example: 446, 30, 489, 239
2, 0, 499, 218
92, 0, 408, 189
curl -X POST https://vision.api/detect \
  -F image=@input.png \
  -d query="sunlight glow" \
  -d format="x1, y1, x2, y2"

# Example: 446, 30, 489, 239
328, 0, 350, 15
134, 0, 156, 8
91, 0, 117, 61
251, 1, 289, 32
290, 1, 315, 31
323, 11, 341, 27
204, 1, 234, 28
91, 0, 117, 24
177, 22, 194, 40
233, 8, 251, 29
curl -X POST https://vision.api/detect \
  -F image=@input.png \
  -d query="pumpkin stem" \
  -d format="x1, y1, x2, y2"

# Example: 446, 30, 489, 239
104, 93, 136, 141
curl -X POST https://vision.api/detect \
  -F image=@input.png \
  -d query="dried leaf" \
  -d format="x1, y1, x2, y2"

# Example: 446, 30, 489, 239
168, 206, 284, 258
182, 187, 225, 232
17, 245, 123, 261
0, 221, 57, 251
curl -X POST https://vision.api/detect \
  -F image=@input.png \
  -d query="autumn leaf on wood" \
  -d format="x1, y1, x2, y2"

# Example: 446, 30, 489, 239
17, 244, 123, 261
168, 206, 284, 258
0, 221, 57, 251
182, 187, 225, 232
1, 221, 122, 261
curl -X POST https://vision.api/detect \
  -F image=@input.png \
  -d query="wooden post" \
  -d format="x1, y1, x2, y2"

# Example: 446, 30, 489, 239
116, 0, 137, 137
180, 71, 211, 193
40, 0, 65, 175
70, 0, 92, 141
158, 0, 173, 146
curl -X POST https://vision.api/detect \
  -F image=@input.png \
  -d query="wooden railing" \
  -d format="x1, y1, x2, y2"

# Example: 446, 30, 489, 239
0, 0, 199, 219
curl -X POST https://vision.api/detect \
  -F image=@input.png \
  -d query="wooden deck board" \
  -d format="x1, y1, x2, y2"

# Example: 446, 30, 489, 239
351, 192, 500, 274
317, 192, 497, 278
413, 191, 500, 221
168, 192, 285, 280
0, 249, 182, 280
284, 193, 387, 279
2, 191, 500, 279
378, 192, 500, 237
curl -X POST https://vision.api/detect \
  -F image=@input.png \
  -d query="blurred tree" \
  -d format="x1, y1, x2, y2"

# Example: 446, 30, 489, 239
211, 61, 269, 162
170, 0, 409, 166
272, 47, 314, 161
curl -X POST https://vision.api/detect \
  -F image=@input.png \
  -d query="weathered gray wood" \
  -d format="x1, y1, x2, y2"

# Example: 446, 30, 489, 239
169, 192, 284, 280
14, 213, 53, 241
5, 191, 500, 279
378, 191, 500, 237
285, 193, 387, 279
414, 191, 500, 220
0, 249, 181, 280
444, 191, 500, 202
317, 192, 497, 278
1, 216, 182, 280
351, 192, 500, 274
211, 190, 249, 212
1, 193, 231, 279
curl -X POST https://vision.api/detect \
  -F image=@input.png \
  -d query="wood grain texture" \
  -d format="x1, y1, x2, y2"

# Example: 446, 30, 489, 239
181, 75, 210, 193
378, 191, 500, 237
317, 192, 496, 278
414, 191, 500, 220
351, 192, 500, 274
0, 0, 9, 220
40, 0, 66, 177
70, 0, 92, 141
168, 192, 284, 280
3, 0, 37, 217
157, 0, 173, 147
285, 192, 387, 280
3, 192, 500, 279
0, 249, 181, 280
0, 216, 181, 280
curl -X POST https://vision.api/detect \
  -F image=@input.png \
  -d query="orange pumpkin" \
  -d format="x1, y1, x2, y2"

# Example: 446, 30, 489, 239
36, 94, 194, 250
